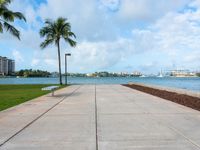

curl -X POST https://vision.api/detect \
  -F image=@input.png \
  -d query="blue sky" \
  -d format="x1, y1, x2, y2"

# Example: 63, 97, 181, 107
0, 0, 200, 74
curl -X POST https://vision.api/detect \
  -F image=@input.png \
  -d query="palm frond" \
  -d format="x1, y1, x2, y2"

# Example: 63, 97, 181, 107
0, 22, 3, 33
1, 9, 26, 22
40, 26, 51, 37
1, 9, 14, 21
64, 37, 76, 47
68, 31, 76, 38
3, 21, 20, 39
13, 12, 26, 21
60, 22, 71, 33
40, 38, 54, 49
57, 17, 67, 24
45, 19, 53, 25
40, 17, 77, 49
0, 0, 11, 6
56, 17, 69, 33
0, 0, 25, 39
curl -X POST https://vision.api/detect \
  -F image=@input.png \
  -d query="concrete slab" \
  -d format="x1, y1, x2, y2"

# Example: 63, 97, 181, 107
1, 84, 200, 150
0, 85, 96, 150
0, 85, 81, 146
96, 85, 200, 150
99, 140, 200, 150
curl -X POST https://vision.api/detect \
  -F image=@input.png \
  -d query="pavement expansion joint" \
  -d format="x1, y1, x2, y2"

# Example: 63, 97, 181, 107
169, 126, 200, 149
95, 84, 99, 150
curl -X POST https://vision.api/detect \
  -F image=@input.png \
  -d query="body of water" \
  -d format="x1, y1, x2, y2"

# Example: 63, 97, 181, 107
0, 77, 199, 92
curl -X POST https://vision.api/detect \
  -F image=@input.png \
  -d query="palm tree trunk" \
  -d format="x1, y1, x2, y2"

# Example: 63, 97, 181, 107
57, 40, 62, 85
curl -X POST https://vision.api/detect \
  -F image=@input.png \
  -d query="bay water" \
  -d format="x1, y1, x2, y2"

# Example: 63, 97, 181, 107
0, 77, 199, 92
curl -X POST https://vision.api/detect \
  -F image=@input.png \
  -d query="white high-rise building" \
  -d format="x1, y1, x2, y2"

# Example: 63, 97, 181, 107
0, 56, 15, 76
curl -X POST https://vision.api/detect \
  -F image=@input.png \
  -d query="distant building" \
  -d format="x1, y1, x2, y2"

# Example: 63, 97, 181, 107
86, 73, 93, 77
131, 71, 142, 77
0, 56, 15, 76
170, 69, 196, 77
50, 72, 59, 78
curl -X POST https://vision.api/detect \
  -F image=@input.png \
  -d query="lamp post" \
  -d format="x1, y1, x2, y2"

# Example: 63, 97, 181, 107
65, 53, 71, 85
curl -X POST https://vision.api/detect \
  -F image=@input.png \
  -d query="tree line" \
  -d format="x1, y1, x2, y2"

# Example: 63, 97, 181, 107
16, 69, 51, 77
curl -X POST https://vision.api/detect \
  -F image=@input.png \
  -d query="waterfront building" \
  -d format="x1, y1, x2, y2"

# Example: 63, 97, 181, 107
131, 71, 142, 77
0, 56, 15, 76
50, 72, 59, 78
170, 69, 196, 77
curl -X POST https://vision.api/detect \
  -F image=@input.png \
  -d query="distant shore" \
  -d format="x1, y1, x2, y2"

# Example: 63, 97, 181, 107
124, 83, 200, 111
0, 76, 199, 79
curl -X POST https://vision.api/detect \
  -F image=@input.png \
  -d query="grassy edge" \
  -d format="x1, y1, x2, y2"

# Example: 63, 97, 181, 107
0, 84, 68, 112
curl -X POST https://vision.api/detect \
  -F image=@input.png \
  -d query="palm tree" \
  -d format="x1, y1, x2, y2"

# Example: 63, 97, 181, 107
0, 0, 26, 39
40, 17, 76, 85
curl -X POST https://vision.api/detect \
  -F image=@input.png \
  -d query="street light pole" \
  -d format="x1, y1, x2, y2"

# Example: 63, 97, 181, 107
65, 53, 71, 85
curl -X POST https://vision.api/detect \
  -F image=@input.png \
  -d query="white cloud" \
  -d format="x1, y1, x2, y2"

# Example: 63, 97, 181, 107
139, 61, 158, 73
44, 59, 57, 66
70, 39, 128, 70
37, 0, 119, 41
154, 11, 200, 53
31, 59, 40, 66
117, 0, 190, 22
1, 0, 200, 73
99, 0, 120, 11
128, 9, 200, 70
12, 50, 24, 63
189, 0, 200, 8
184, 51, 200, 64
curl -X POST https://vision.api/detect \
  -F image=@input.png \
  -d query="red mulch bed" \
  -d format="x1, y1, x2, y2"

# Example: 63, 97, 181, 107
123, 84, 200, 111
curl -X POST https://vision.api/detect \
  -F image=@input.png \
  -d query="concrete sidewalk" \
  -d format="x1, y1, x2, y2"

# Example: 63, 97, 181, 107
0, 85, 200, 149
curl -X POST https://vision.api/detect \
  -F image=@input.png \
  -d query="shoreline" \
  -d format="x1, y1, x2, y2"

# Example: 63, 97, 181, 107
123, 83, 200, 111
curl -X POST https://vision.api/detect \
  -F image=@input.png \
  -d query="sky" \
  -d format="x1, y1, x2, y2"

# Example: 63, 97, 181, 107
0, 0, 200, 74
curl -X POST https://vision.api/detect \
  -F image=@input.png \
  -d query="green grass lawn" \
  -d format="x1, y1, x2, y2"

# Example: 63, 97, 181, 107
0, 84, 66, 111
